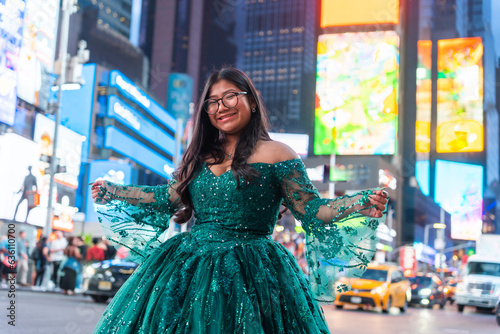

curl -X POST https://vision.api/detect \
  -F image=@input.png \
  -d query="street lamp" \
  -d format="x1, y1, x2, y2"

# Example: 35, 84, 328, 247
423, 222, 446, 247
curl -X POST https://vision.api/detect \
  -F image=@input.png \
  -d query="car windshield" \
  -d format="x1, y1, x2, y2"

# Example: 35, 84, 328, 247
409, 276, 432, 286
361, 269, 388, 282
468, 262, 500, 277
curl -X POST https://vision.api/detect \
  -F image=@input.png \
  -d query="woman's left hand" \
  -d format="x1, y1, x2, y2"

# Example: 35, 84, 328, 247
359, 189, 389, 218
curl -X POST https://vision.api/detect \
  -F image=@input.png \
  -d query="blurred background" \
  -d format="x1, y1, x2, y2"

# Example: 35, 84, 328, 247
1, 0, 500, 332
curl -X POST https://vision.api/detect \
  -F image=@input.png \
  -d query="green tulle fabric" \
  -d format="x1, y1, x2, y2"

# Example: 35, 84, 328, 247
94, 159, 385, 333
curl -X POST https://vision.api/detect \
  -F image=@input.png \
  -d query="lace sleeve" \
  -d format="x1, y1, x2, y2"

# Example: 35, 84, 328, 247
274, 159, 386, 302
96, 180, 182, 263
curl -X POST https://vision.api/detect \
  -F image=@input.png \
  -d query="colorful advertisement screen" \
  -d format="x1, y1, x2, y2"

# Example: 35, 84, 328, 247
315, 31, 399, 155
437, 37, 483, 153
321, 0, 399, 28
434, 160, 483, 240
416, 40, 432, 153
0, 0, 26, 126
17, 0, 59, 109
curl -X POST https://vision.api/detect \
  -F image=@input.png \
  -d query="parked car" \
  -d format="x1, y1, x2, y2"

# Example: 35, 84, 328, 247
334, 263, 411, 313
83, 259, 138, 303
409, 274, 446, 309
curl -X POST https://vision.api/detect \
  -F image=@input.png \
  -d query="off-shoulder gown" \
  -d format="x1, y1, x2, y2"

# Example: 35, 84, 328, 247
93, 159, 385, 333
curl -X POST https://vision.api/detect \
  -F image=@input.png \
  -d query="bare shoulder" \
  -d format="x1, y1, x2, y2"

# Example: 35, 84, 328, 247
250, 140, 299, 164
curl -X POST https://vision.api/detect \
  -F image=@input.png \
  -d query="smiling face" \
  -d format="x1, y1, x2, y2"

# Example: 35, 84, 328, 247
206, 79, 255, 137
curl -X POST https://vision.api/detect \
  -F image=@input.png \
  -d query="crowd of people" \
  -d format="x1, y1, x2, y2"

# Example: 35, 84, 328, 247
0, 229, 116, 296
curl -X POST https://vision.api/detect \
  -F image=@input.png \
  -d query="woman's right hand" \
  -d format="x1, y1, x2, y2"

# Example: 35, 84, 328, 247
90, 180, 115, 204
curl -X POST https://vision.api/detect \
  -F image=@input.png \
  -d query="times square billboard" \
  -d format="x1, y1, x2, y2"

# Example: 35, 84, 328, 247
314, 30, 399, 155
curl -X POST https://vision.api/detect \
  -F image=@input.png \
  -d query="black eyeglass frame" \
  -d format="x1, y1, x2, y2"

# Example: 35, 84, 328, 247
203, 91, 248, 115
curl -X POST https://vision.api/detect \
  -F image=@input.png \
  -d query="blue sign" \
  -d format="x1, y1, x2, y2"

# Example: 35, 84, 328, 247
166, 73, 193, 120
0, 0, 26, 126
104, 126, 174, 179
60, 64, 97, 160
107, 95, 175, 157
85, 160, 132, 222
109, 70, 177, 132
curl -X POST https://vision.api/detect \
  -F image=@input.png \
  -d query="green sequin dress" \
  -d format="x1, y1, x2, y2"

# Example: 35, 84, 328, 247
94, 159, 385, 333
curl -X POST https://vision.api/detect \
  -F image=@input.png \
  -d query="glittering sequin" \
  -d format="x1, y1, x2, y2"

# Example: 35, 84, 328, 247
94, 159, 386, 333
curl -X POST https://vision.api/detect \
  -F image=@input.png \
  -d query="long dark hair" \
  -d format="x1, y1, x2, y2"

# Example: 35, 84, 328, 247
173, 67, 271, 224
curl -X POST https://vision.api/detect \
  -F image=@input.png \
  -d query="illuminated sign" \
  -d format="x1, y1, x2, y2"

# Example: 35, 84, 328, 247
416, 40, 432, 153
0, 133, 42, 226
107, 95, 176, 156
434, 160, 483, 240
17, 0, 59, 109
315, 31, 399, 155
167, 73, 193, 120
437, 37, 483, 153
415, 160, 430, 196
0, 0, 26, 126
104, 126, 174, 179
109, 70, 176, 132
320, 0, 399, 28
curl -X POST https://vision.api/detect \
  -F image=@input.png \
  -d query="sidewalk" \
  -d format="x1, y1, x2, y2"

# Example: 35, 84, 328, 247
0, 283, 85, 295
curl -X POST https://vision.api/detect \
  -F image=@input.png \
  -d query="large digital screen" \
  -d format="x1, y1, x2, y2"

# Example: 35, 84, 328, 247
166, 73, 193, 120
0, 133, 42, 225
321, 0, 399, 28
437, 37, 483, 153
314, 31, 399, 155
416, 40, 432, 153
104, 126, 174, 179
109, 70, 177, 132
107, 94, 176, 157
434, 160, 483, 240
0, 0, 26, 126
17, 0, 59, 109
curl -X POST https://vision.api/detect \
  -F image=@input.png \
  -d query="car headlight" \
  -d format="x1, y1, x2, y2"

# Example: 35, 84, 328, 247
85, 266, 95, 276
418, 288, 432, 296
371, 285, 387, 295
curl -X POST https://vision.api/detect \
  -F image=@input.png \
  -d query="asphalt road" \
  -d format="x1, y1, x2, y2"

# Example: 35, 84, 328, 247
1, 289, 497, 333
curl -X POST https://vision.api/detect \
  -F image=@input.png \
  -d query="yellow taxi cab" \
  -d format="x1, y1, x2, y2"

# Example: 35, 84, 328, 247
334, 263, 412, 312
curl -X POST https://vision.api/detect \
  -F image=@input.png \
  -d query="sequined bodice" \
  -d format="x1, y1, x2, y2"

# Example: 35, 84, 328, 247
189, 162, 282, 235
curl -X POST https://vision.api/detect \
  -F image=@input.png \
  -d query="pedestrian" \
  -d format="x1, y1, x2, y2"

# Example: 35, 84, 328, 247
49, 230, 67, 288
102, 237, 117, 261
75, 236, 87, 291
91, 67, 388, 333
17, 230, 29, 286
85, 237, 105, 264
0, 231, 17, 288
59, 236, 82, 296
34, 236, 49, 287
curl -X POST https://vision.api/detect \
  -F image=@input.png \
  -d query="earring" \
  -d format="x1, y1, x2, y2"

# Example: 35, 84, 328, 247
251, 107, 256, 113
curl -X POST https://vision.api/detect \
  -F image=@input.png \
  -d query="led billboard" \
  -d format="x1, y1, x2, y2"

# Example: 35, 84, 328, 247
0, 0, 26, 126
434, 160, 483, 240
320, 0, 399, 28
315, 31, 399, 155
437, 37, 483, 153
416, 40, 432, 153
17, 0, 59, 109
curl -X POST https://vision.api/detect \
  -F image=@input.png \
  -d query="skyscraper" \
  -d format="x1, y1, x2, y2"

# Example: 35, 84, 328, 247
241, 0, 318, 134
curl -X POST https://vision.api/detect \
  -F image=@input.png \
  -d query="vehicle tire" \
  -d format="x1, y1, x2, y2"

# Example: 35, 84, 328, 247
91, 295, 109, 303
335, 304, 343, 309
439, 300, 445, 310
457, 304, 464, 312
496, 312, 500, 326
427, 300, 435, 309
400, 298, 408, 313
383, 297, 392, 313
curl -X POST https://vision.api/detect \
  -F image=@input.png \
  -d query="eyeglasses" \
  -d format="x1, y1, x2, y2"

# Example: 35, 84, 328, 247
203, 91, 247, 115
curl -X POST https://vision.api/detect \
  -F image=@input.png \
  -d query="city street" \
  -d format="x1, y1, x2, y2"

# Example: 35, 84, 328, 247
1, 289, 497, 333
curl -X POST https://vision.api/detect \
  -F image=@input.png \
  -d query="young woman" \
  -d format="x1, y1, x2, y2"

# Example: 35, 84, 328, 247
91, 68, 388, 333
59, 236, 82, 295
